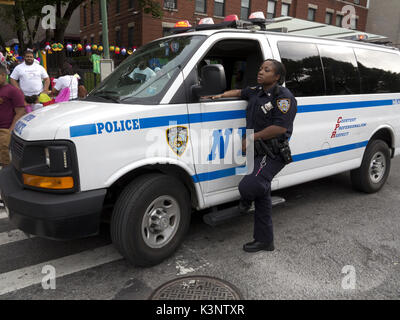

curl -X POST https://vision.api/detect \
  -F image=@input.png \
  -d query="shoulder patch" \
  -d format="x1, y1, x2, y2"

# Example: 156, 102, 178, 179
277, 98, 291, 113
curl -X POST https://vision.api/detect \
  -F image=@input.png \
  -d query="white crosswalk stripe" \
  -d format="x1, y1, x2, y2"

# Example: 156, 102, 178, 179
0, 245, 122, 296
0, 229, 36, 246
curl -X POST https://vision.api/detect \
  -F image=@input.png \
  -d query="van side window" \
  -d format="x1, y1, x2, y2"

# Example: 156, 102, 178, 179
277, 42, 325, 97
197, 39, 263, 92
318, 45, 361, 96
354, 48, 400, 94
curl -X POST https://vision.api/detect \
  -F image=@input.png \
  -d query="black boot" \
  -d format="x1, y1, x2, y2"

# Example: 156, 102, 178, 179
243, 240, 274, 252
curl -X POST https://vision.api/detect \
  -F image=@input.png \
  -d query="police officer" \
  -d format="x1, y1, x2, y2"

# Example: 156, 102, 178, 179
210, 59, 297, 252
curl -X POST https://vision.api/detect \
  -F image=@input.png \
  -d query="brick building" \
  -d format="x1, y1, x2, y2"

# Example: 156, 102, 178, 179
80, 0, 369, 49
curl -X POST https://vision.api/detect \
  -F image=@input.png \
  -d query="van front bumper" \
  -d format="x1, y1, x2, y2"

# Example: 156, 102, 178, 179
0, 166, 107, 240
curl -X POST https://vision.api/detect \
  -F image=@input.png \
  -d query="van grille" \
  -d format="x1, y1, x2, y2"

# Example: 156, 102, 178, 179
9, 135, 24, 168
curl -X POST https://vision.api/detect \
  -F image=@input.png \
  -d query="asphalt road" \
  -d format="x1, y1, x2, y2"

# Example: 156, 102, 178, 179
0, 158, 399, 300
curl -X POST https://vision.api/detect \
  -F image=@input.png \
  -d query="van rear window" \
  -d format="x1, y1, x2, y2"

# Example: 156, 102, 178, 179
354, 48, 400, 94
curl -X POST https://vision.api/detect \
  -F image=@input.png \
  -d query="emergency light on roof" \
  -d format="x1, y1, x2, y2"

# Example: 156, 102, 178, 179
199, 17, 215, 25
224, 15, 239, 22
174, 20, 192, 28
248, 11, 266, 20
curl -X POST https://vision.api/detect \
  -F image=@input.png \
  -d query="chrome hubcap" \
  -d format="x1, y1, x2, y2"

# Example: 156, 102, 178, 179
369, 151, 386, 183
141, 196, 180, 248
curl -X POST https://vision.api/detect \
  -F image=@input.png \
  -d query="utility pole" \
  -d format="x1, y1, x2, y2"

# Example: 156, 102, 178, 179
99, 0, 113, 79
100, 0, 109, 59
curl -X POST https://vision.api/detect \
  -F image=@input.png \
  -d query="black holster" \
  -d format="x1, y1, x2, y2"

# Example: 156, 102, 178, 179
255, 136, 293, 165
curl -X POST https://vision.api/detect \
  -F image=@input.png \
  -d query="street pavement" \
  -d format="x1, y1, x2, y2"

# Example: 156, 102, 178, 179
0, 158, 399, 300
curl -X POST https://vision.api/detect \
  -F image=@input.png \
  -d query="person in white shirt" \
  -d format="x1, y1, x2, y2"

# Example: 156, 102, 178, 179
10, 50, 50, 98
130, 60, 156, 82
52, 66, 79, 100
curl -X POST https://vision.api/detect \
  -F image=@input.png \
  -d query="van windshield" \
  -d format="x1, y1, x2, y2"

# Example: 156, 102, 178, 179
88, 35, 205, 104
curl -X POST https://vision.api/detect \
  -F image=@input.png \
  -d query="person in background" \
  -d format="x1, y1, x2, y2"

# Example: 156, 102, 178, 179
10, 50, 50, 100
130, 60, 156, 82
52, 66, 79, 101
65, 58, 87, 98
0, 65, 25, 166
25, 95, 43, 112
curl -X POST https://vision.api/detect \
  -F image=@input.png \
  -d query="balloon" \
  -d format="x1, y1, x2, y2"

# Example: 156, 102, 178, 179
92, 44, 98, 51
121, 48, 126, 55
66, 44, 73, 52
77, 44, 83, 51
45, 45, 51, 51
109, 46, 115, 52
115, 47, 120, 54
98, 46, 103, 52
85, 44, 91, 52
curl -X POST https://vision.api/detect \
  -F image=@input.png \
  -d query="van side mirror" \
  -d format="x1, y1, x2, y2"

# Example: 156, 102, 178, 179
192, 64, 226, 99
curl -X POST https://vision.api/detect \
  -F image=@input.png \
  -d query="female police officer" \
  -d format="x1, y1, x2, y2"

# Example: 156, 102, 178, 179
210, 59, 297, 252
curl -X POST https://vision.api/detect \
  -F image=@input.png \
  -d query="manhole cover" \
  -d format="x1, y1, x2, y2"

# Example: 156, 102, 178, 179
149, 276, 242, 300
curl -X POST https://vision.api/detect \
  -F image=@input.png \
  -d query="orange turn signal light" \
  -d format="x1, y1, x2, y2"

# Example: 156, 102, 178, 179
23, 174, 74, 190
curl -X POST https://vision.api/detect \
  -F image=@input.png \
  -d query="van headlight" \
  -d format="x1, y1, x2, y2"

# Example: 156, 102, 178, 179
20, 142, 78, 192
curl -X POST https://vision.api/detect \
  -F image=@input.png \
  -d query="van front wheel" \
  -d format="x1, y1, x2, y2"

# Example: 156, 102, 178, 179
111, 174, 191, 267
350, 140, 391, 193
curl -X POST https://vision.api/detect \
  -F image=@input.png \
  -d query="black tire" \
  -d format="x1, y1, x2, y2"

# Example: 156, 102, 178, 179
111, 173, 191, 267
350, 139, 391, 193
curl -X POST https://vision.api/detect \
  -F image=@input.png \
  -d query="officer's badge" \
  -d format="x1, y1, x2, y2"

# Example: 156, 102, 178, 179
277, 99, 291, 114
166, 126, 189, 156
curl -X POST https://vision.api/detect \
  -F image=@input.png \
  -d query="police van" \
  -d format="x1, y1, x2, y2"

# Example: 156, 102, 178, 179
1, 13, 400, 267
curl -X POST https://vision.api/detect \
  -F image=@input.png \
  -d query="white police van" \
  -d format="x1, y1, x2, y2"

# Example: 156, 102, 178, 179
1, 13, 400, 267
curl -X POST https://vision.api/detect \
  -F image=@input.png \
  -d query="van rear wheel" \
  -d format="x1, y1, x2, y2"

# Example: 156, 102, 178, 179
350, 139, 391, 193
111, 173, 191, 267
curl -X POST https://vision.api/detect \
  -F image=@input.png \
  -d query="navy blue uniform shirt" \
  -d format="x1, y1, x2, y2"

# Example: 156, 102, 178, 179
240, 84, 297, 139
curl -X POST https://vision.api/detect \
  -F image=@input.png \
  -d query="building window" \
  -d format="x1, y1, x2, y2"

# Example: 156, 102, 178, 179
214, 0, 225, 17
325, 12, 333, 25
83, 5, 87, 26
267, 0, 276, 19
116, 0, 120, 14
240, 0, 250, 20
336, 14, 343, 27
99, 0, 101, 20
281, 3, 290, 16
307, 8, 316, 21
195, 0, 206, 13
90, 1, 94, 24
164, 0, 177, 10
129, 0, 135, 9
128, 27, 134, 47
163, 27, 172, 37
115, 29, 121, 45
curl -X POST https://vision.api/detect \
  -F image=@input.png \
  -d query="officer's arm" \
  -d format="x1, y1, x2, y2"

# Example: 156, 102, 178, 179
203, 89, 241, 100
254, 125, 287, 141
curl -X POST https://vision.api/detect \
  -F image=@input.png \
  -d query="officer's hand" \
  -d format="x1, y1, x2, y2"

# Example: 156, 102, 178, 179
201, 94, 222, 100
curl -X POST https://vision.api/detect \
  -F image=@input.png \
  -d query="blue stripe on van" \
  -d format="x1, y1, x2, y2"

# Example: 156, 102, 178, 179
69, 100, 394, 137
192, 140, 369, 183
298, 99, 394, 113
70, 124, 97, 137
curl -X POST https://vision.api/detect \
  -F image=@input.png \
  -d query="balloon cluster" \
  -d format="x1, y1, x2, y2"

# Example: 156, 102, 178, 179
41, 43, 137, 55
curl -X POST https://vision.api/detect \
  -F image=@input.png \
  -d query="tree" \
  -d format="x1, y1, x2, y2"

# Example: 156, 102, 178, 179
1, 0, 164, 53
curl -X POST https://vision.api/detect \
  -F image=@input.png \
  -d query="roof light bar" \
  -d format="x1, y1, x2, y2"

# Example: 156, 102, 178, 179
224, 14, 239, 22
174, 20, 192, 28
248, 11, 266, 20
199, 17, 214, 25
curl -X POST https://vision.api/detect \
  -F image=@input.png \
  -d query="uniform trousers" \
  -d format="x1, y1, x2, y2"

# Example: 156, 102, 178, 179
238, 155, 285, 243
